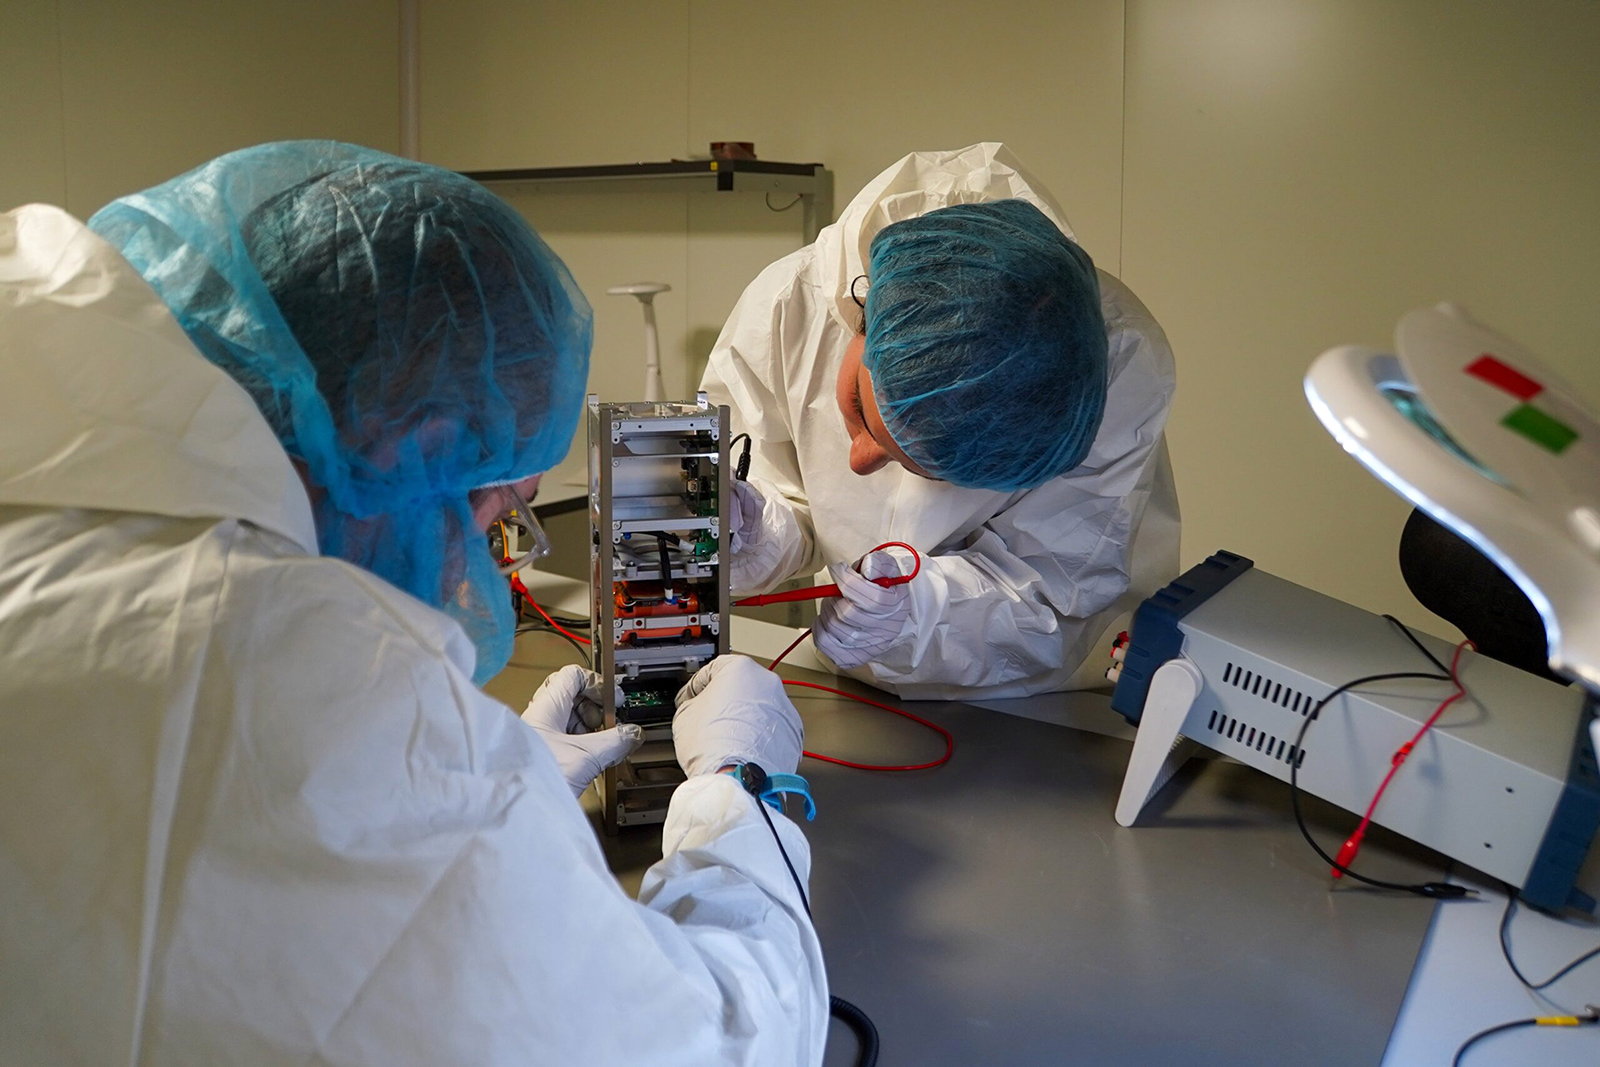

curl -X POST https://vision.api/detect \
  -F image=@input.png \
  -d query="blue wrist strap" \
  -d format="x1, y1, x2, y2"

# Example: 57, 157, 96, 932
762, 772, 817, 821
724, 767, 817, 821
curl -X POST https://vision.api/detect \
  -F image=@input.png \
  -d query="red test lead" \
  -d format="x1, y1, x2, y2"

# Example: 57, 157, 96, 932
733, 541, 921, 607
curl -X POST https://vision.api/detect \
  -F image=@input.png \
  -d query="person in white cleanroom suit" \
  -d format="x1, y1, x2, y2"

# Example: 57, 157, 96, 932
0, 142, 825, 1066
705, 143, 1180, 700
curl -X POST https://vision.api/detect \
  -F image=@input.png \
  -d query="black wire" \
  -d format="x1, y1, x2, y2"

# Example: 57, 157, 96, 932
515, 623, 589, 660
753, 794, 880, 1067
829, 996, 881, 1067
1381, 613, 1451, 674
729, 433, 752, 481
1287, 613, 1477, 897
764, 192, 803, 212
1453, 1018, 1550, 1067
1500, 887, 1600, 990
1288, 669, 1469, 896
539, 611, 591, 629
755, 795, 811, 917
654, 532, 676, 601
509, 584, 589, 628
1452, 1011, 1598, 1066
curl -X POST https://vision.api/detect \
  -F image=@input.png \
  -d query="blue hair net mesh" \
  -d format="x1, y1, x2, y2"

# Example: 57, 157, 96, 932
862, 199, 1108, 491
90, 141, 592, 682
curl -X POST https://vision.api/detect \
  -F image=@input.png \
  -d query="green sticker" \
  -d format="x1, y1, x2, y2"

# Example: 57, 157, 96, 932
1501, 404, 1578, 454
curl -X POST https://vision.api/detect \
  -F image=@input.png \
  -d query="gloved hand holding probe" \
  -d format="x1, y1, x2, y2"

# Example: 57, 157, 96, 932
812, 548, 915, 669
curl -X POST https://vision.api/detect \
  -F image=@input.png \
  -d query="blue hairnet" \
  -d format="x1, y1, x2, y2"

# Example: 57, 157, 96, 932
862, 199, 1108, 491
90, 141, 592, 683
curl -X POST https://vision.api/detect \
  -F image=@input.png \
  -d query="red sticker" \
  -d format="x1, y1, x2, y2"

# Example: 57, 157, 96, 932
1465, 354, 1542, 401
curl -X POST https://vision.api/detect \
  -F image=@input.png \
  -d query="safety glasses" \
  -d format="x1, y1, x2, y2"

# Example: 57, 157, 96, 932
471, 482, 553, 575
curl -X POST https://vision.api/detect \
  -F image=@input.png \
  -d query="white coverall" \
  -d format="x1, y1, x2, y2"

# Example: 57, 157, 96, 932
0, 205, 826, 1066
702, 143, 1181, 700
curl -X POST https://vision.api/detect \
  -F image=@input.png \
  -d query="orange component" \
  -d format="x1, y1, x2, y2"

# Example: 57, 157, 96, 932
614, 582, 704, 643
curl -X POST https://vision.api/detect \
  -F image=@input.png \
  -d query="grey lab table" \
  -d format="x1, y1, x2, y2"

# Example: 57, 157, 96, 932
491, 631, 1466, 1066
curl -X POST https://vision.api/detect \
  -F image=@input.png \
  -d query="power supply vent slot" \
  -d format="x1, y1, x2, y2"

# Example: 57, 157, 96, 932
1222, 661, 1313, 715
1205, 708, 1304, 766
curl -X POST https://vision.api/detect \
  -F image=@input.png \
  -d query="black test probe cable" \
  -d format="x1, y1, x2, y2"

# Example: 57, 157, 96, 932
753, 795, 880, 1067
1447, 888, 1600, 1064
1286, 615, 1600, 1062
730, 432, 879, 1065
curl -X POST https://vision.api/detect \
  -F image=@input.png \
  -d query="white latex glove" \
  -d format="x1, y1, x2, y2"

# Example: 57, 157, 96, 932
673, 655, 804, 777
812, 550, 914, 669
726, 478, 786, 595
521, 665, 643, 797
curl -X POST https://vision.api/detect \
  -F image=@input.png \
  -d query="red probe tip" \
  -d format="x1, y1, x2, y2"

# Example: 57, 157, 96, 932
1331, 833, 1364, 880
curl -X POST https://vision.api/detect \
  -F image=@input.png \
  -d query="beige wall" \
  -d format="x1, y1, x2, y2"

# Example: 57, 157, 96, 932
426, 0, 1599, 629
0, 0, 400, 219
1122, 0, 1600, 628
1, 1, 67, 210
421, 0, 1127, 485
